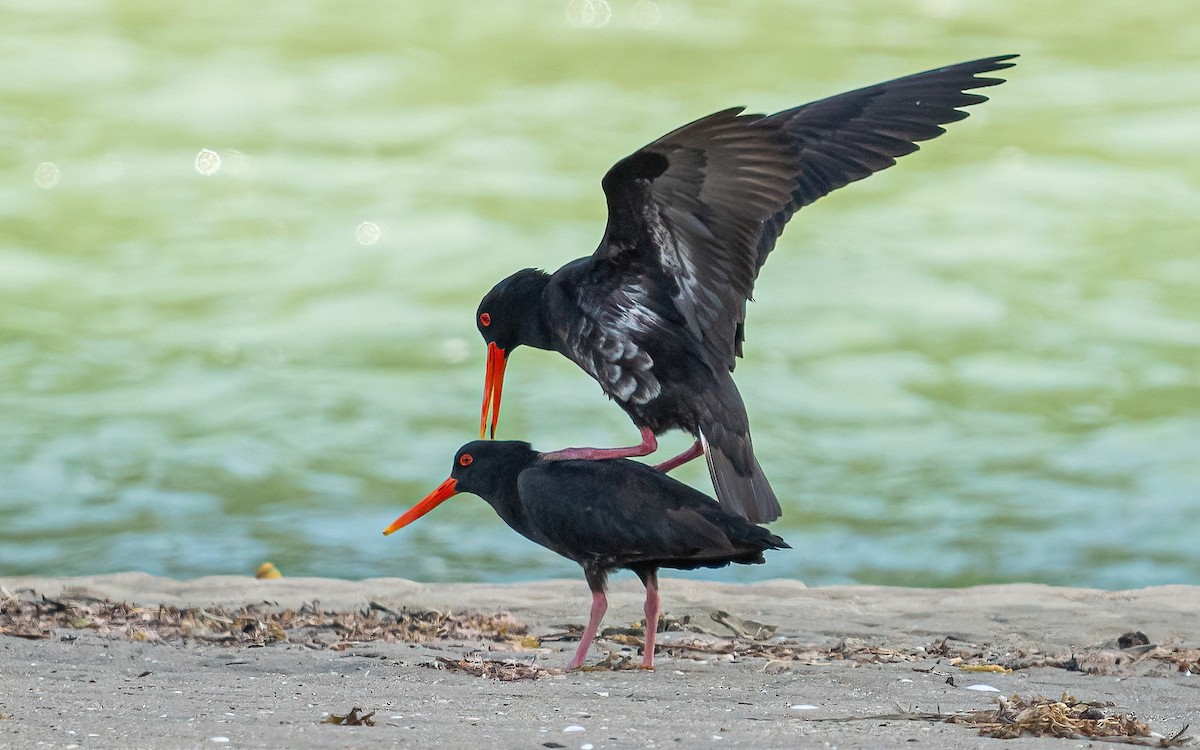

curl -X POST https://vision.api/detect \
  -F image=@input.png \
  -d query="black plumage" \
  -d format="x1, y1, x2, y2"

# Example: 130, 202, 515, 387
383, 440, 789, 670
476, 55, 1016, 524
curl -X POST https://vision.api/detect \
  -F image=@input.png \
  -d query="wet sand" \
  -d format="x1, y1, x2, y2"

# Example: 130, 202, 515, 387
1, 574, 1197, 749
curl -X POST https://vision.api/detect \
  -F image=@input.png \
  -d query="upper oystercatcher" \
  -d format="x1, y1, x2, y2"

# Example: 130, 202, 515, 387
475, 55, 1016, 523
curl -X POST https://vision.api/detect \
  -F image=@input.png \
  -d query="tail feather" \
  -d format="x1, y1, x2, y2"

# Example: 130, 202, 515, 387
700, 431, 782, 524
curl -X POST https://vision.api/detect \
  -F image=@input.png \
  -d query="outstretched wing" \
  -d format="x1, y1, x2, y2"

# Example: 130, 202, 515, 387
594, 55, 1016, 372
594, 107, 801, 375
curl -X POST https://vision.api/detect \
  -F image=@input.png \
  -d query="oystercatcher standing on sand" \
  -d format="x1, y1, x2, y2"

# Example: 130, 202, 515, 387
383, 440, 789, 670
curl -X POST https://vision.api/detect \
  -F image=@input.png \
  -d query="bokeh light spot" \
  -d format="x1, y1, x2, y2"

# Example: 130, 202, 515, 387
566, 0, 612, 28
356, 221, 382, 245
34, 161, 61, 189
194, 148, 221, 176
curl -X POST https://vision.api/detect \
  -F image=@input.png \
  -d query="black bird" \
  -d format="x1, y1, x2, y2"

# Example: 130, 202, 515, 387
476, 55, 1017, 524
383, 440, 789, 670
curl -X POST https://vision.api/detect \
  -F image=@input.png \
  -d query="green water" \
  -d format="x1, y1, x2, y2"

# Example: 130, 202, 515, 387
1, 1, 1197, 587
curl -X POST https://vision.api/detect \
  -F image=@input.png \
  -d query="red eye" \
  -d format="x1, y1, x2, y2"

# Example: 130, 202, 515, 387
479, 313, 491, 327
459, 453, 473, 467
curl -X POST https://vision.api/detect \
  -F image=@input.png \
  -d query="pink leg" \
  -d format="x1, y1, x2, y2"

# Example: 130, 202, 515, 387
543, 426, 657, 462
652, 440, 704, 473
640, 575, 660, 669
566, 589, 608, 671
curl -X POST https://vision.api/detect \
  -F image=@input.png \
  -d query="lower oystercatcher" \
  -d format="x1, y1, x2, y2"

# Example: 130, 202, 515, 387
383, 440, 788, 670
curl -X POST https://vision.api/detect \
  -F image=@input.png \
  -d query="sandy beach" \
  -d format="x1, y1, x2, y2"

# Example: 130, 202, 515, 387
1, 574, 1197, 749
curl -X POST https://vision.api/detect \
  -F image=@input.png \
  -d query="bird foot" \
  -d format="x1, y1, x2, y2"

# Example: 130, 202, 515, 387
542, 446, 650, 462
542, 427, 658, 462
542, 447, 614, 461
638, 663, 655, 671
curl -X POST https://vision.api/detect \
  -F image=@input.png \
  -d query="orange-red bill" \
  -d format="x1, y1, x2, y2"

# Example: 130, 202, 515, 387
382, 477, 459, 536
479, 342, 507, 439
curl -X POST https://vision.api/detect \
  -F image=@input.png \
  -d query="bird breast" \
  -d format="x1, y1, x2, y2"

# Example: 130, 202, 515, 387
565, 288, 666, 406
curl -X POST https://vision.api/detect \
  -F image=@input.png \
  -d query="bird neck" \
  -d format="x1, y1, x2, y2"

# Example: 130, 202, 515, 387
482, 487, 526, 532
470, 469, 530, 533
518, 302, 555, 352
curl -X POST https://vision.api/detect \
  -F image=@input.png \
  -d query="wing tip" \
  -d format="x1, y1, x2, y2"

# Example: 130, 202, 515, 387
964, 53, 1020, 73
961, 53, 1020, 87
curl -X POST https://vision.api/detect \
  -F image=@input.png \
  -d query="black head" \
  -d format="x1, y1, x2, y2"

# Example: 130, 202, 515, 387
444, 440, 539, 497
382, 441, 539, 535
478, 268, 552, 439
475, 268, 552, 351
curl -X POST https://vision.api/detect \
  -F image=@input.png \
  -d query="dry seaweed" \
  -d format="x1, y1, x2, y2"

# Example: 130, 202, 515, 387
430, 656, 557, 681
655, 629, 1200, 677
801, 694, 1191, 746
4, 591, 1197, 682
322, 707, 376, 726
956, 693, 1154, 741
576, 650, 650, 671
959, 664, 1012, 674
0, 591, 526, 649
1175, 650, 1200, 675
708, 610, 777, 640
540, 617, 1200, 676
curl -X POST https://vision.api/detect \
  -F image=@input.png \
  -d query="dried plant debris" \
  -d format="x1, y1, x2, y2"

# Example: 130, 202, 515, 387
804, 694, 1191, 746
431, 656, 558, 681
4, 592, 1197, 682
532, 619, 1200, 677
953, 694, 1188, 743
576, 650, 647, 672
656, 611, 775, 639
958, 664, 1012, 674
709, 610, 777, 640
1175, 651, 1200, 675
767, 633, 1193, 678
322, 707, 376, 726
548, 610, 776, 644
0, 590, 526, 649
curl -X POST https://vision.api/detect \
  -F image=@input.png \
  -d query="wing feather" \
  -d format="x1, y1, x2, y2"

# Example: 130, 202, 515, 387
593, 55, 1016, 372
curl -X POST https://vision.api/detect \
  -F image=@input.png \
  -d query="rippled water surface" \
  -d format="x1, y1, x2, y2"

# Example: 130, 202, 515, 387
2, 1, 1197, 587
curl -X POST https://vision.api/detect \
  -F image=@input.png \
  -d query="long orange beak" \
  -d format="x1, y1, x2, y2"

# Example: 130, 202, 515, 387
382, 477, 459, 536
479, 342, 507, 439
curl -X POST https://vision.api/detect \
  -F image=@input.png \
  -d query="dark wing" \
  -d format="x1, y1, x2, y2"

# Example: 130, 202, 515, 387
595, 54, 1016, 371
516, 460, 751, 565
595, 108, 802, 374
752, 54, 1017, 268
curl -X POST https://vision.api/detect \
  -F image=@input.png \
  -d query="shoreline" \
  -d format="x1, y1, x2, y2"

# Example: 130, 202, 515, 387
2, 574, 1197, 748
